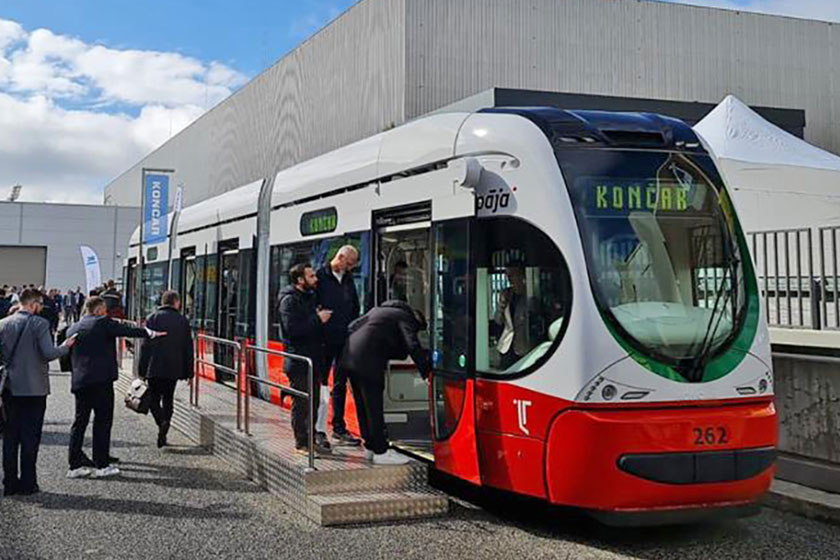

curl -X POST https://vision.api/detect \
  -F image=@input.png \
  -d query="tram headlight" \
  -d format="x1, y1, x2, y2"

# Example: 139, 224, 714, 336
601, 384, 617, 401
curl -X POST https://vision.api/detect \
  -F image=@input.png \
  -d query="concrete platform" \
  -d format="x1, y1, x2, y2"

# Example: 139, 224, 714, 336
116, 361, 448, 526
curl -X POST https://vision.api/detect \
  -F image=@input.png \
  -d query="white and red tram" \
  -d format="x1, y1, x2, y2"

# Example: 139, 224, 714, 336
125, 108, 777, 524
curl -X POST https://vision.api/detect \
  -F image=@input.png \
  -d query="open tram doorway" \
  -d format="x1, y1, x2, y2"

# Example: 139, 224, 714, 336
373, 204, 434, 459
215, 239, 240, 382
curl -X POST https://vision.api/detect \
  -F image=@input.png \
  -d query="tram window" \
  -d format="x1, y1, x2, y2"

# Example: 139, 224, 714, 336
237, 249, 255, 338
170, 258, 181, 298
182, 257, 197, 323
431, 220, 470, 373
268, 233, 372, 342
475, 218, 571, 376
204, 253, 219, 333
193, 255, 206, 330
141, 262, 169, 317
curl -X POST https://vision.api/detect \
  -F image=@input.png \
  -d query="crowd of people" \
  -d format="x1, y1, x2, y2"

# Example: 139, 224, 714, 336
0, 280, 124, 327
0, 247, 432, 496
278, 245, 430, 465
0, 284, 191, 496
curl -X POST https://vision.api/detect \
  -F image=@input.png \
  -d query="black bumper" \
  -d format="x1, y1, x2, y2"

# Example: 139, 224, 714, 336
617, 447, 776, 485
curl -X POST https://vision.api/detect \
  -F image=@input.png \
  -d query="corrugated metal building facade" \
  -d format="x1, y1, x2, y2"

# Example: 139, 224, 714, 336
104, 0, 840, 207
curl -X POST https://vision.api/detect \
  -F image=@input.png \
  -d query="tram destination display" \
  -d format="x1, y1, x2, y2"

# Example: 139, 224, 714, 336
300, 207, 338, 236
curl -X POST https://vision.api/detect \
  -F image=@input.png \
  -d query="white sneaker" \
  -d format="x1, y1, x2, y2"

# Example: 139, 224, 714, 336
372, 449, 410, 466
66, 467, 93, 479
92, 465, 120, 478
364, 449, 374, 461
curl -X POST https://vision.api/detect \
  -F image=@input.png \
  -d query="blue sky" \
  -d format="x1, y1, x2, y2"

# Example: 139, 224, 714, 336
0, 0, 837, 203
2, 1, 359, 79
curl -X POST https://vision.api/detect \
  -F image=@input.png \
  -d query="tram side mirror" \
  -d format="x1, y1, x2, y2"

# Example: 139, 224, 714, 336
450, 157, 482, 190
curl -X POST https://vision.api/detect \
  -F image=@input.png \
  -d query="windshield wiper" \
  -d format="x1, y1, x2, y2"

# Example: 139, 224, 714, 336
684, 248, 740, 383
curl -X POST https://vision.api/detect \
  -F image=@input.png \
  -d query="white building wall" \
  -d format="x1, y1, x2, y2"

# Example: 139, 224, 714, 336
0, 202, 139, 290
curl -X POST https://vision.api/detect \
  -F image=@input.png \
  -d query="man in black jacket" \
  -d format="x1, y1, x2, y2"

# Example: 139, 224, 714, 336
66, 297, 162, 478
278, 263, 332, 455
315, 245, 362, 446
139, 290, 193, 448
339, 300, 430, 465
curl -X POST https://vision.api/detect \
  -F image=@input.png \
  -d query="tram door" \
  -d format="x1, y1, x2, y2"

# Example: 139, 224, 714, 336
373, 205, 433, 454
216, 241, 239, 382
429, 218, 481, 484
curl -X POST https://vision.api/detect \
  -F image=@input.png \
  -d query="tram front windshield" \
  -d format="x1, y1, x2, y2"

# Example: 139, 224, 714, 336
558, 149, 746, 363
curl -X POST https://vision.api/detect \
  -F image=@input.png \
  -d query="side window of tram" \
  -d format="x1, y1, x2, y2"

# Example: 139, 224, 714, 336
431, 220, 470, 373
475, 218, 571, 375
204, 254, 219, 333
141, 262, 168, 317
193, 256, 207, 330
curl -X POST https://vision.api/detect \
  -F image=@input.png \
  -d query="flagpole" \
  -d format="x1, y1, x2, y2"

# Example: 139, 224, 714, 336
139, 167, 174, 322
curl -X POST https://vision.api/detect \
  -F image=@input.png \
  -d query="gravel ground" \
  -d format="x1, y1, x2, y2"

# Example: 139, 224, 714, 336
2, 371, 840, 560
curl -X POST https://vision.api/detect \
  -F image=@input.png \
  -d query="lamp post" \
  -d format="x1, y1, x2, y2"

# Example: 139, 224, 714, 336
7, 184, 22, 202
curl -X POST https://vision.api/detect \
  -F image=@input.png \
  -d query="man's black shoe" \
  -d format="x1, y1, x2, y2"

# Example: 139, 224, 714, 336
315, 432, 332, 451
3, 486, 18, 497
332, 431, 362, 446
108, 456, 120, 464
17, 485, 39, 496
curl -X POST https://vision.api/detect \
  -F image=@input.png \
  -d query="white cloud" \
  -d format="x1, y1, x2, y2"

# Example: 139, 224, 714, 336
663, 0, 840, 22
0, 18, 248, 204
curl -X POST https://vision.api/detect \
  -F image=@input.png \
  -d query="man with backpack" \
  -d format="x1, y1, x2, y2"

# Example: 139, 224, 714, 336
0, 289, 76, 496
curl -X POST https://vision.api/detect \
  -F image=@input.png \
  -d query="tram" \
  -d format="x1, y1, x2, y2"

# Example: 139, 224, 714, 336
124, 107, 777, 524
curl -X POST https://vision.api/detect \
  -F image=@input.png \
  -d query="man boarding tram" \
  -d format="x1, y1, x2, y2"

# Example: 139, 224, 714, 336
278, 264, 333, 456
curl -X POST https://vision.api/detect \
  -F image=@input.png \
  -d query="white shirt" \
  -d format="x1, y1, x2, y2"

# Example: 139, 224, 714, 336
332, 269, 344, 283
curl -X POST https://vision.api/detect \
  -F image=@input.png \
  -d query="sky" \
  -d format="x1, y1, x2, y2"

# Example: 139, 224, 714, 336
0, 0, 837, 204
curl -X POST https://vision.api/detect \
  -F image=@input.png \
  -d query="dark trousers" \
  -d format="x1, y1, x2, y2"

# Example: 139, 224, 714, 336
348, 371, 387, 454
2, 394, 47, 493
148, 378, 177, 429
68, 383, 114, 469
287, 366, 320, 448
323, 340, 349, 434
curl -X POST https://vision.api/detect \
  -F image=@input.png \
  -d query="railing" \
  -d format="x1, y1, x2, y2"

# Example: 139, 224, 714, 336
194, 334, 242, 431
243, 344, 316, 471
748, 226, 840, 330
191, 334, 316, 471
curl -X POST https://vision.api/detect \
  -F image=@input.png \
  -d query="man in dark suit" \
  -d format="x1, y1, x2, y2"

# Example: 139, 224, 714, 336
139, 290, 193, 448
66, 297, 162, 479
315, 245, 362, 446
339, 300, 430, 465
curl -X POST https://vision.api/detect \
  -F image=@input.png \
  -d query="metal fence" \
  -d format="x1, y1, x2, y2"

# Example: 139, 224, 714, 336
193, 333, 316, 470
748, 226, 840, 330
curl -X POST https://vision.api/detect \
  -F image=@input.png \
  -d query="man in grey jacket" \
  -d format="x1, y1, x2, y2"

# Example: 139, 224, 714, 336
0, 289, 76, 496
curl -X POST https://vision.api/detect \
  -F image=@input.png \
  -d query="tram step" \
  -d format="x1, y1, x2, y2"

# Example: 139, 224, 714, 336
308, 489, 449, 526
304, 462, 428, 495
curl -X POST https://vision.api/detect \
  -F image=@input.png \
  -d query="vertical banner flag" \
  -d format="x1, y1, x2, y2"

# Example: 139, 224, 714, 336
174, 183, 184, 213
143, 174, 169, 244
79, 246, 101, 294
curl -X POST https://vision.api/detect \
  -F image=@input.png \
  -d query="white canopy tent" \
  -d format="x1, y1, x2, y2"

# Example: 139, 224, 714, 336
695, 95, 840, 233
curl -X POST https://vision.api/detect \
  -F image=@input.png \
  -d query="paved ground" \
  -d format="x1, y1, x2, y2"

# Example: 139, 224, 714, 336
2, 372, 840, 560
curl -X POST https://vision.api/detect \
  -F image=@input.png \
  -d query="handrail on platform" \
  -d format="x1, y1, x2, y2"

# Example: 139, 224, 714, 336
243, 344, 316, 471
195, 333, 243, 431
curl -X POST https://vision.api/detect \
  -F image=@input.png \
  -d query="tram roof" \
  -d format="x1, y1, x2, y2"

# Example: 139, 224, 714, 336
270, 112, 471, 208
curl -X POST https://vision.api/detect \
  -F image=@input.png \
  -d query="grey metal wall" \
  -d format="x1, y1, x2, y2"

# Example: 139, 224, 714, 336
405, 0, 840, 153
105, 0, 840, 209
104, 0, 405, 208
0, 202, 139, 290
